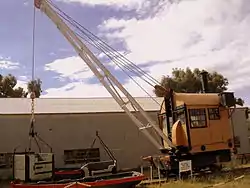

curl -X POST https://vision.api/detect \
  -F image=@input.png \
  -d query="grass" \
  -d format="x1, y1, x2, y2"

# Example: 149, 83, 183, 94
146, 175, 250, 188
141, 162, 250, 188
147, 177, 250, 188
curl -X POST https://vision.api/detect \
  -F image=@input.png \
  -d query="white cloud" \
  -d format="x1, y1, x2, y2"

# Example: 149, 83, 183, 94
15, 80, 28, 91
0, 56, 19, 70
42, 76, 154, 98
99, 0, 250, 91
43, 55, 156, 98
97, 50, 129, 70
42, 82, 109, 98
13, 76, 28, 92
23, 0, 29, 6
44, 0, 250, 107
57, 0, 145, 10
123, 76, 154, 97
42, 55, 154, 97
44, 56, 94, 81
18, 75, 28, 81
57, 0, 177, 17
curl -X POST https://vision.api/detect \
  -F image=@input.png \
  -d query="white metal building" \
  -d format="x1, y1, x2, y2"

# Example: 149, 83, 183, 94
0, 97, 249, 179
0, 97, 163, 174
230, 106, 250, 155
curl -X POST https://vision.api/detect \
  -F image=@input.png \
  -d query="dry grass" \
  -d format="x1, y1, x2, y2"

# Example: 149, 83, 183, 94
143, 163, 250, 188
147, 175, 250, 188
143, 171, 250, 188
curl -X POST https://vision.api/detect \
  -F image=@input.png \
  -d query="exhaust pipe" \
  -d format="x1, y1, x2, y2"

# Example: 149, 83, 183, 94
200, 71, 208, 93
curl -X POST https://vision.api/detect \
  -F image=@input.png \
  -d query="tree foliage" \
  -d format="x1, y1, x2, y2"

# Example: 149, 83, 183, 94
154, 67, 244, 106
0, 74, 42, 98
27, 78, 42, 98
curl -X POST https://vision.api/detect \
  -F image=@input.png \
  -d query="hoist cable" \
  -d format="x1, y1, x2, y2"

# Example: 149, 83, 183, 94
47, 0, 161, 87
45, 0, 164, 107
54, 6, 157, 86
55, 11, 162, 106
74, 31, 155, 88
28, 4, 53, 153
74, 32, 163, 106
75, 27, 159, 86
31, 6, 36, 82
77, 30, 154, 87
74, 31, 155, 87
72, 24, 154, 86
28, 4, 41, 153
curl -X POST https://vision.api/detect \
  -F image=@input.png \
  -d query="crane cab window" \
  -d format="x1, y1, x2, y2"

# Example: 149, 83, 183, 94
208, 108, 220, 120
174, 106, 186, 125
189, 108, 207, 128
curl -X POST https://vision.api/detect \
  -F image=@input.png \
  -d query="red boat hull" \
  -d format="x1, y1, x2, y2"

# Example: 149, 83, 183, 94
10, 182, 76, 188
10, 171, 145, 188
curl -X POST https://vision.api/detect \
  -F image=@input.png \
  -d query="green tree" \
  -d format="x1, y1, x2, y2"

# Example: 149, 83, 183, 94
0, 74, 42, 98
27, 78, 42, 98
154, 67, 244, 106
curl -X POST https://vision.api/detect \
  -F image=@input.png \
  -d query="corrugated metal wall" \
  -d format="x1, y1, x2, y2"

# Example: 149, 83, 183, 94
0, 98, 249, 180
0, 112, 161, 171
231, 108, 250, 154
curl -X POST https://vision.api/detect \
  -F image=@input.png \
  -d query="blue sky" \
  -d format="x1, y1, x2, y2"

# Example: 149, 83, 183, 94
0, 0, 249, 106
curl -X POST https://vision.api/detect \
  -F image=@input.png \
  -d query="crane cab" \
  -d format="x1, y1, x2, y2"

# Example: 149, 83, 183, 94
158, 91, 236, 169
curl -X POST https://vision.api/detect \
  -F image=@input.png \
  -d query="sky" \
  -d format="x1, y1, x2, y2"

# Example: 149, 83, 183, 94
0, 0, 249, 106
